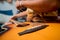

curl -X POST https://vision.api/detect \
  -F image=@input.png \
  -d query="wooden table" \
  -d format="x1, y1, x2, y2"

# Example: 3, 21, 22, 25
0, 23, 60, 40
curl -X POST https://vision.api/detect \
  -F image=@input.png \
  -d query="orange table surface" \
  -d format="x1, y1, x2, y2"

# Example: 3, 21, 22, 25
0, 23, 60, 40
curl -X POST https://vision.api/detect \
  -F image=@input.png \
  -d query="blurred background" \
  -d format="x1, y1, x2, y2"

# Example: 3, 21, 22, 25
0, 0, 17, 24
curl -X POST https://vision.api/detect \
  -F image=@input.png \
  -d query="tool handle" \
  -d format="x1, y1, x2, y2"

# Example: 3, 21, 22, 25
18, 25, 48, 36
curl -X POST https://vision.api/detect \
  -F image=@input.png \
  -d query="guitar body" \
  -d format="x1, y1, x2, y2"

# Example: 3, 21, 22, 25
1, 23, 60, 40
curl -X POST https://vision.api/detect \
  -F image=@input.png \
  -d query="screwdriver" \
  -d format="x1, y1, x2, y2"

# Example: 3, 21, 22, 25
18, 25, 48, 36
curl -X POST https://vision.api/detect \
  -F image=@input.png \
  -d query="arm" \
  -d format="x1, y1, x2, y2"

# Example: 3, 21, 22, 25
16, 0, 57, 12
11, 11, 27, 20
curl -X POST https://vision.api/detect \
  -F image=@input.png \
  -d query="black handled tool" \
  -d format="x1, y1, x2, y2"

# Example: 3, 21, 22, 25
18, 25, 48, 36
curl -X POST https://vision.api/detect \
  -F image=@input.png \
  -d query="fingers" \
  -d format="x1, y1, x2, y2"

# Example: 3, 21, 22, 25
4, 22, 12, 26
15, 1, 24, 10
10, 15, 18, 20
15, 1, 20, 10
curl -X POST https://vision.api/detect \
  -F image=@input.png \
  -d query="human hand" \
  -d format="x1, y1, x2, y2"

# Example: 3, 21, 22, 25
16, 1, 23, 10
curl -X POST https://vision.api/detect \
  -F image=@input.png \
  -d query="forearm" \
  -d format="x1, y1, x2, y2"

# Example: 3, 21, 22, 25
21, 0, 57, 12
21, 0, 43, 7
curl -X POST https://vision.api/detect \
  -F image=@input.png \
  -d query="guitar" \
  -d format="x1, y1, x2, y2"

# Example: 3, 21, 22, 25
1, 22, 60, 40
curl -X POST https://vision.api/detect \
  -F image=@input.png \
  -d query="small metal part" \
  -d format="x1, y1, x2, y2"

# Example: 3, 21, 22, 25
18, 25, 49, 36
